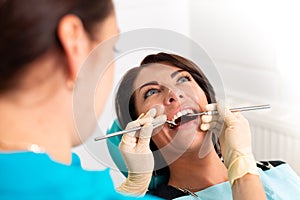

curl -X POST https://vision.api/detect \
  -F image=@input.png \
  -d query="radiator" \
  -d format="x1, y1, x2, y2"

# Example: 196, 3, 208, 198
246, 113, 300, 175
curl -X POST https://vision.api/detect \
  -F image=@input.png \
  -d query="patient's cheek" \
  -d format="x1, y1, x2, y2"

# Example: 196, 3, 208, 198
192, 86, 208, 107
151, 104, 165, 116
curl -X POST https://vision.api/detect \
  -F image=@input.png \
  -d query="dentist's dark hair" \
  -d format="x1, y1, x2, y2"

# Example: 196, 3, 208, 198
0, 0, 113, 93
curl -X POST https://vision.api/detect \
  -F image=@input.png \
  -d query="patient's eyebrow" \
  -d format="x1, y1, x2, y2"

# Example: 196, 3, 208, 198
139, 81, 159, 92
170, 69, 185, 78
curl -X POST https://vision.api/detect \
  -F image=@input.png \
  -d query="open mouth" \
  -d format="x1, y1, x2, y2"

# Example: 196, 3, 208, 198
168, 109, 198, 129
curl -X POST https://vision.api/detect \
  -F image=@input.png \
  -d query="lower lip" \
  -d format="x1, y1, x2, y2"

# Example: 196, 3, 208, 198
171, 118, 199, 130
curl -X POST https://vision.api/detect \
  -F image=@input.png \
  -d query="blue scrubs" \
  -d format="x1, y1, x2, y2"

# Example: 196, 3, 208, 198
0, 152, 160, 200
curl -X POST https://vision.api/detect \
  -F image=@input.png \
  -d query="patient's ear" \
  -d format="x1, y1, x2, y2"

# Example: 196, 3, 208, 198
57, 14, 91, 82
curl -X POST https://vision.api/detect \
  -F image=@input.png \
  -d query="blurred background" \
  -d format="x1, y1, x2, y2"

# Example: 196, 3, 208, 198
73, 0, 300, 186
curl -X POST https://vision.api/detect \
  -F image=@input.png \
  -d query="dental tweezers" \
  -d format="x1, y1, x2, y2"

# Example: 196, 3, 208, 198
94, 104, 271, 141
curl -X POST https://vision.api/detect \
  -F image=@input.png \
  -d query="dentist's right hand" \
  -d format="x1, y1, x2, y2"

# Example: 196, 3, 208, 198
117, 108, 166, 196
216, 102, 259, 186
203, 101, 266, 200
203, 102, 259, 185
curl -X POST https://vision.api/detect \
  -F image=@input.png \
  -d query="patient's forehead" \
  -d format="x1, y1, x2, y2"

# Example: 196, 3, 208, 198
134, 63, 181, 87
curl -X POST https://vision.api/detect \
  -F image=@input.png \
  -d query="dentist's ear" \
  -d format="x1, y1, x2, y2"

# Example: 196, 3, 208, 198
57, 14, 91, 83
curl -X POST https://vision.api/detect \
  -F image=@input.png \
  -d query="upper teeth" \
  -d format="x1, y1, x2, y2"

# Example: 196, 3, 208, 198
171, 109, 194, 122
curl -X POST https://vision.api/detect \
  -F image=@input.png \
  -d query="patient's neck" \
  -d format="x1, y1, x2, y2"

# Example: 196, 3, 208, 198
168, 150, 228, 192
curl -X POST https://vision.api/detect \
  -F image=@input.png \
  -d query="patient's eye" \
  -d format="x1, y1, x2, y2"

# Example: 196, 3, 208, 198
177, 75, 191, 84
144, 88, 160, 99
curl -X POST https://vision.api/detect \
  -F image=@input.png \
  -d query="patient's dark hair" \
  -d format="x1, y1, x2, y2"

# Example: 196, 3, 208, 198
115, 52, 221, 176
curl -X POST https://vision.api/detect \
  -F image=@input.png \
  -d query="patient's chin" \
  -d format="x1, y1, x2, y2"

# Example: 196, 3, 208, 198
170, 131, 205, 153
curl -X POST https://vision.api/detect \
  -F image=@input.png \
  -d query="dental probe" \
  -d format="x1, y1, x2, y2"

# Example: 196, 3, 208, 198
94, 120, 175, 141
186, 104, 271, 117
94, 104, 271, 141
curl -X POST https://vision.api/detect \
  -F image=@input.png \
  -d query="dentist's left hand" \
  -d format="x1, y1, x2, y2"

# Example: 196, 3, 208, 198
117, 108, 166, 196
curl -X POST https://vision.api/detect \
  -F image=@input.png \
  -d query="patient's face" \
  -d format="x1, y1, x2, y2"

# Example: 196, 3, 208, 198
134, 63, 209, 153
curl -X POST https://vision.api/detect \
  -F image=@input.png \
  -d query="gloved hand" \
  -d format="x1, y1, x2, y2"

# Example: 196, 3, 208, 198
117, 108, 166, 196
198, 104, 222, 158
204, 101, 259, 186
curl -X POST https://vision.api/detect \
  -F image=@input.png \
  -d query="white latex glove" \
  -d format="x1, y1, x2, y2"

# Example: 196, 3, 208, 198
204, 102, 259, 186
117, 108, 166, 196
197, 104, 223, 158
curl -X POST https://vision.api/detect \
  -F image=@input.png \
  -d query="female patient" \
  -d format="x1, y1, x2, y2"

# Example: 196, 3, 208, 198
115, 52, 300, 199
115, 52, 269, 200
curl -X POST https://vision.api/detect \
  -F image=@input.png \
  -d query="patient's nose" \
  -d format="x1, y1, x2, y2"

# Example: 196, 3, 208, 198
164, 89, 183, 105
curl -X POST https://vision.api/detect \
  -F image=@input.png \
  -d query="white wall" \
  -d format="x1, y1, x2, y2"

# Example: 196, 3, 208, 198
189, 0, 300, 173
190, 0, 300, 113
74, 0, 300, 186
